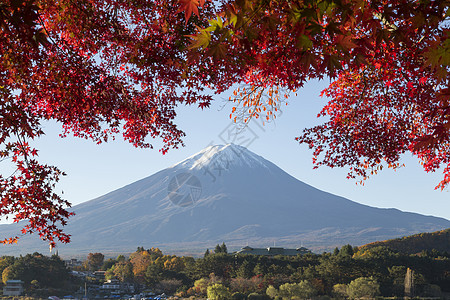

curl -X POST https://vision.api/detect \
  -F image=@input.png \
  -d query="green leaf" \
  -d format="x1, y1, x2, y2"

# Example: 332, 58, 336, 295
209, 16, 224, 29
228, 13, 238, 27
187, 29, 211, 50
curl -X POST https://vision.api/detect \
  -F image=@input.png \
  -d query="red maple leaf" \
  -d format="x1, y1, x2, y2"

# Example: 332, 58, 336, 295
177, 0, 207, 23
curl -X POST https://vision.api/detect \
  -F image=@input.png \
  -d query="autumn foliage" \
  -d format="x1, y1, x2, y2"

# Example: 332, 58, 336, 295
1, 0, 215, 245
0, 0, 448, 245
185, 0, 449, 188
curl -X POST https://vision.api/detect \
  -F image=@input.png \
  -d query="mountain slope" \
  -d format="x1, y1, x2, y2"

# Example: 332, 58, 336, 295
0, 144, 449, 255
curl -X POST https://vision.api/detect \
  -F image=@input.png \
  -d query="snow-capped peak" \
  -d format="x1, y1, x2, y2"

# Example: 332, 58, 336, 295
173, 144, 271, 170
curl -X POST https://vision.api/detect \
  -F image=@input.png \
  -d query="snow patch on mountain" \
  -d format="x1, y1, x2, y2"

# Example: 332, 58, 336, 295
173, 144, 271, 170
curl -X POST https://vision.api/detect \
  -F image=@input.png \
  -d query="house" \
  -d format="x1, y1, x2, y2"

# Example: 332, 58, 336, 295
101, 279, 121, 291
93, 270, 106, 280
235, 246, 311, 256
3, 280, 24, 296
101, 279, 136, 295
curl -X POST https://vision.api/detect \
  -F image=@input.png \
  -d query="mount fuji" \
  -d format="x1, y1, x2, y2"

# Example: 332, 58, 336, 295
1, 144, 449, 255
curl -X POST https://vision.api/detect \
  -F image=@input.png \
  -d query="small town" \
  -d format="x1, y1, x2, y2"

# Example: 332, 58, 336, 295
1, 232, 449, 300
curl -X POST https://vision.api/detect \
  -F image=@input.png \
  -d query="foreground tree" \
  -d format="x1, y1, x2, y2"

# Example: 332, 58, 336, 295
346, 277, 380, 299
106, 261, 133, 282
277, 281, 317, 299
1, 0, 219, 245
1, 0, 448, 246
207, 283, 232, 300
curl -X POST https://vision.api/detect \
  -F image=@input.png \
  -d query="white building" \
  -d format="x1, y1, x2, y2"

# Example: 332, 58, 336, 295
3, 280, 24, 296
101, 279, 121, 290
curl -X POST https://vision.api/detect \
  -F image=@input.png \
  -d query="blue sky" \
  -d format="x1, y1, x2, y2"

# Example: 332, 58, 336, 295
31, 80, 450, 221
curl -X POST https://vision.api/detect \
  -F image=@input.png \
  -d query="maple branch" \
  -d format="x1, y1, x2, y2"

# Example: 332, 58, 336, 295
349, 67, 369, 118
36, 14, 66, 55
234, 0, 270, 32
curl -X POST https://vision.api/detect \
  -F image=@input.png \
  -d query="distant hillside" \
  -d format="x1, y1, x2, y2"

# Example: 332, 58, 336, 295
359, 228, 450, 254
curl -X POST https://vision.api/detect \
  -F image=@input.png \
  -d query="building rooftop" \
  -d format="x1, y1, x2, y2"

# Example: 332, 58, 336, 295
235, 246, 311, 256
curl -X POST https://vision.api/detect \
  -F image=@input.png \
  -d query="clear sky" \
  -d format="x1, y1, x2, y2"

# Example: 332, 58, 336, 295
29, 79, 450, 222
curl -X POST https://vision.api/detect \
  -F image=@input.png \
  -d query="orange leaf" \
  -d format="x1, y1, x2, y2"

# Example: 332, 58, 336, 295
177, 0, 200, 23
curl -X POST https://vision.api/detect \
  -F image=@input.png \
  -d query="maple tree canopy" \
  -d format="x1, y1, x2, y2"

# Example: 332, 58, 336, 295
0, 0, 448, 246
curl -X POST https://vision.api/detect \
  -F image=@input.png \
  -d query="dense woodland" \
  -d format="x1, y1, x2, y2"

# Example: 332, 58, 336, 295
1, 242, 449, 299
358, 228, 450, 255
0, 253, 74, 296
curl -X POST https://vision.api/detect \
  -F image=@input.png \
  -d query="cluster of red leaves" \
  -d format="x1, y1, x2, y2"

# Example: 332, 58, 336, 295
1, 0, 217, 245
298, 43, 446, 183
187, 0, 449, 189
295, 2, 449, 189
